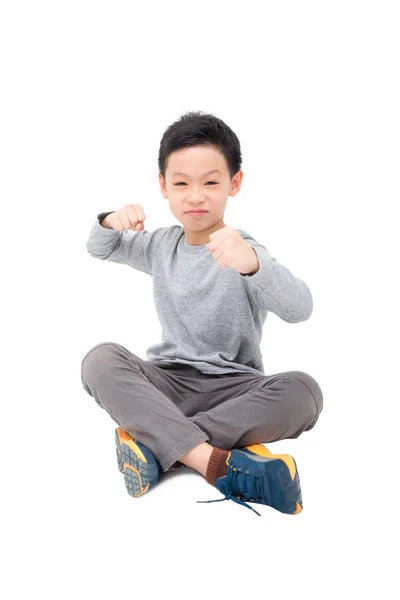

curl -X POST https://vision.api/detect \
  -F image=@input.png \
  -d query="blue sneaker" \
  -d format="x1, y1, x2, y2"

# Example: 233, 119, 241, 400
115, 427, 163, 497
197, 445, 303, 517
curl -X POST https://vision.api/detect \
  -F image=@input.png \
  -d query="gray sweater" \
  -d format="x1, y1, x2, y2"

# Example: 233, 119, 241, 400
86, 212, 313, 375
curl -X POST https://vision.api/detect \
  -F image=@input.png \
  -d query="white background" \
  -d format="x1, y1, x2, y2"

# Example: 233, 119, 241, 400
1, 1, 398, 598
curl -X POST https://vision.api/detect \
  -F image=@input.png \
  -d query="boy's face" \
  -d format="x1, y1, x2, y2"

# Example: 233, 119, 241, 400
159, 145, 243, 245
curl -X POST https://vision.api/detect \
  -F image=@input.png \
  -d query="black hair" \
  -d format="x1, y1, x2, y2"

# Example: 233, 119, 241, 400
158, 110, 242, 181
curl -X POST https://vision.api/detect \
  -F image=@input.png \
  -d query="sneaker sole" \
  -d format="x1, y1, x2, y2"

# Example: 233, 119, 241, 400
115, 427, 159, 498
244, 444, 303, 514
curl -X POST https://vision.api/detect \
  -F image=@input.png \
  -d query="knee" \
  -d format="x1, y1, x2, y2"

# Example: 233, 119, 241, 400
284, 370, 324, 425
80, 342, 122, 387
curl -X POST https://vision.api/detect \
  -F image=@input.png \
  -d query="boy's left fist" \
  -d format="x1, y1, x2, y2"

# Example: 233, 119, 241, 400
206, 226, 260, 275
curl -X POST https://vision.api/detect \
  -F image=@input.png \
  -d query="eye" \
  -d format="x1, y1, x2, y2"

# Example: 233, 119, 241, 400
174, 182, 218, 186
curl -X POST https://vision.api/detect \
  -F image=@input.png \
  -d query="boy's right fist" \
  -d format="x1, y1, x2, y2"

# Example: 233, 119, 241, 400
101, 204, 146, 231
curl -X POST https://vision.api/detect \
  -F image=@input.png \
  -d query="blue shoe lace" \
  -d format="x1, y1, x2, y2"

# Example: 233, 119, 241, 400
196, 464, 273, 517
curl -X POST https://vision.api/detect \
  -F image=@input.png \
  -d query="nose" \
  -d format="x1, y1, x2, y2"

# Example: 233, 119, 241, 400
189, 195, 204, 204
187, 184, 206, 202
188, 195, 206, 207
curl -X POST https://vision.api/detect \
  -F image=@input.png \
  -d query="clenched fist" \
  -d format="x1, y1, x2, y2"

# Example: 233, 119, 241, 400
101, 204, 146, 232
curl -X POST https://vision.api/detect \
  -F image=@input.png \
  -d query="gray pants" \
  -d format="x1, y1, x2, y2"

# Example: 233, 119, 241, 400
80, 342, 324, 473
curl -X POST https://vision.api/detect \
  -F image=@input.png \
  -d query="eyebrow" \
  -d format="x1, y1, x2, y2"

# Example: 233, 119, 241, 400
171, 169, 222, 178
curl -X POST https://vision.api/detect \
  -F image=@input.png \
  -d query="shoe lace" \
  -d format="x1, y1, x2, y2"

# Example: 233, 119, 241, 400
196, 465, 272, 517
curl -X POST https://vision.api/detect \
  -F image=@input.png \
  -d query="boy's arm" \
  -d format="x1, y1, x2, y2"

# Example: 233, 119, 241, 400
85, 212, 124, 260
240, 241, 313, 323
85, 212, 153, 274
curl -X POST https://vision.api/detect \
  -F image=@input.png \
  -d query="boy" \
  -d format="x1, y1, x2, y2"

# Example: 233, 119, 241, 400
81, 111, 323, 517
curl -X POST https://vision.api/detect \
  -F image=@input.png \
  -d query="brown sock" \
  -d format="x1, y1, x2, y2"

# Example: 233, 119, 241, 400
206, 447, 230, 486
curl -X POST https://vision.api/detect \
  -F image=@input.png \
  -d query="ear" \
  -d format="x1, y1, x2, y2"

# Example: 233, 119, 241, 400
158, 173, 168, 198
229, 170, 243, 197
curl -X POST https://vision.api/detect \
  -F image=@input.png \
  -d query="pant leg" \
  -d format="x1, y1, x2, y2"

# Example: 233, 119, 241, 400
187, 370, 324, 450
80, 342, 209, 472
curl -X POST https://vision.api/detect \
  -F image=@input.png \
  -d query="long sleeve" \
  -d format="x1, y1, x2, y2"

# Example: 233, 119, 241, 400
85, 212, 164, 275
240, 238, 313, 323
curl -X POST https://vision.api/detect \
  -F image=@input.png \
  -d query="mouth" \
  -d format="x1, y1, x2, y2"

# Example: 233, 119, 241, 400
185, 210, 208, 214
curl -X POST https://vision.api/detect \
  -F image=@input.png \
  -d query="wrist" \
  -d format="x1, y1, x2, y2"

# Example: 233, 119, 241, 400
98, 212, 115, 229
